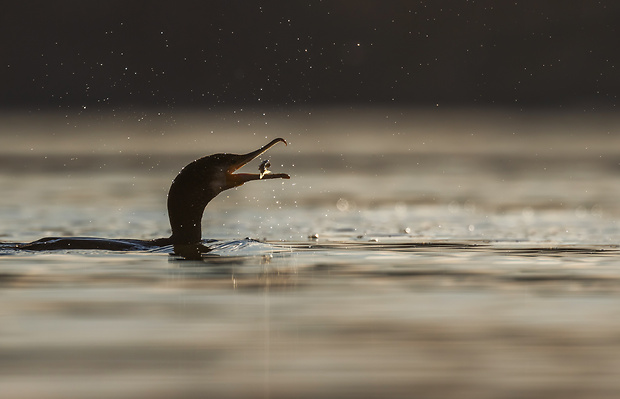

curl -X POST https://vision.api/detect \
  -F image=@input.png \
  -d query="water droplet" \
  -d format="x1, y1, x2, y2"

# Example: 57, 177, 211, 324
336, 198, 350, 212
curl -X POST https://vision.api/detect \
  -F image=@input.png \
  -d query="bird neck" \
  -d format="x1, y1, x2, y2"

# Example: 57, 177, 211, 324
166, 165, 221, 245
168, 200, 206, 245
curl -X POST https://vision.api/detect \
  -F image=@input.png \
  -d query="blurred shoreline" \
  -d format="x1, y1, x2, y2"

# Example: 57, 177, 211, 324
1, 107, 619, 158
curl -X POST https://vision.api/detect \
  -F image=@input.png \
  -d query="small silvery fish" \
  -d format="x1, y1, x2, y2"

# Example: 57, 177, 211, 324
259, 159, 271, 179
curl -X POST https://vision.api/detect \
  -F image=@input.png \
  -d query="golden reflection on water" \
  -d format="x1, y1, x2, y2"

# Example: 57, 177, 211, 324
4, 250, 620, 399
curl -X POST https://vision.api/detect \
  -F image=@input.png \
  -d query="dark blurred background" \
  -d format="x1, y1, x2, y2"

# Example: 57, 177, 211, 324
1, 0, 618, 111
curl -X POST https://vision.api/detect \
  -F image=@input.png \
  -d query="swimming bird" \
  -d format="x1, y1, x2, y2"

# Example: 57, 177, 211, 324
13, 138, 290, 256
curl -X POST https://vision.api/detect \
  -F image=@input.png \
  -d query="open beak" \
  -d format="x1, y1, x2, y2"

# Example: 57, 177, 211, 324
226, 138, 290, 187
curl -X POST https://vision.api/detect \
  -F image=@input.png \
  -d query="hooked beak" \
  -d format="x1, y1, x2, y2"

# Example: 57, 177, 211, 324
226, 138, 290, 187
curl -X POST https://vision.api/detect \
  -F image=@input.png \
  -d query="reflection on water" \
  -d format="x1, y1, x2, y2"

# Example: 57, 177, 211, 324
2, 109, 620, 398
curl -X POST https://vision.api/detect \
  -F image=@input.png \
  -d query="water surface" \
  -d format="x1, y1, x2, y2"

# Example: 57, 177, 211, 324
2, 108, 620, 398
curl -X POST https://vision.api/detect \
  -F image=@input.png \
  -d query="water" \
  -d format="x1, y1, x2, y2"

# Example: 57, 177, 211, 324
2, 108, 620, 398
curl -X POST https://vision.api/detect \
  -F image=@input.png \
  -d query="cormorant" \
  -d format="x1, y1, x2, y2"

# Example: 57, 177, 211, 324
12, 138, 290, 256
